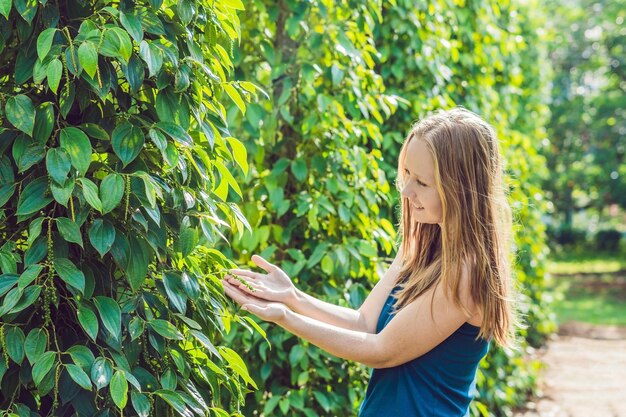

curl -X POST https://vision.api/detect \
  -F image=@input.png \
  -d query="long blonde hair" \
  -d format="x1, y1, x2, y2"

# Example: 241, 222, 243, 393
394, 107, 516, 347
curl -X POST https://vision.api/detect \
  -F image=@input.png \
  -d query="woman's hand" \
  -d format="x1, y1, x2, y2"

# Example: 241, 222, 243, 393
224, 254, 298, 306
222, 278, 289, 323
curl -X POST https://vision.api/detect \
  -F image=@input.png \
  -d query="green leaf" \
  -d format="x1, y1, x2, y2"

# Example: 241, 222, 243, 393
60, 82, 75, 118
32, 351, 56, 386
120, 10, 143, 43
27, 217, 44, 246
148, 129, 167, 151
313, 391, 331, 413
0, 0, 11, 19
163, 271, 187, 314
14, 0, 36, 23
240, 315, 269, 345
46, 148, 71, 184
222, 0, 244, 10
263, 396, 281, 416
356, 240, 377, 257
77, 304, 99, 342
177, 0, 194, 25
321, 254, 334, 275
46, 58, 63, 94
291, 159, 308, 182
37, 28, 57, 61
148, 319, 183, 340
66, 364, 92, 390
160, 368, 176, 390
93, 296, 121, 338
122, 54, 145, 94
56, 217, 84, 248
79, 178, 102, 212
91, 356, 113, 390
88, 218, 116, 257
24, 328, 47, 364
100, 174, 124, 214
0, 184, 16, 208
127, 236, 151, 291
111, 232, 130, 270
155, 390, 192, 416
154, 121, 192, 147
33, 102, 55, 143
129, 317, 144, 341
54, 258, 85, 294
110, 370, 128, 409
60, 127, 92, 176
68, 345, 95, 372
218, 347, 257, 388
179, 225, 198, 257
0, 287, 22, 316
14, 137, 45, 173
78, 41, 98, 78
50, 177, 74, 207
131, 392, 151, 417
139, 40, 163, 77
108, 28, 132, 63
18, 263, 43, 289
111, 122, 144, 167
80, 123, 109, 141
223, 83, 246, 115
10, 285, 41, 314
226, 137, 248, 175
16, 177, 52, 217
0, 275, 18, 298
5, 327, 25, 365
5, 95, 35, 136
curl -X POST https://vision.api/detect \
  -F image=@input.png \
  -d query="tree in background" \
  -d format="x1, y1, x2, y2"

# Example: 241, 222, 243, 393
543, 0, 626, 236
0, 0, 258, 415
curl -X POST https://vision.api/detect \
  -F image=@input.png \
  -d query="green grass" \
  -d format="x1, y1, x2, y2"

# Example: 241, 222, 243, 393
547, 274, 626, 326
546, 251, 626, 275
546, 250, 626, 326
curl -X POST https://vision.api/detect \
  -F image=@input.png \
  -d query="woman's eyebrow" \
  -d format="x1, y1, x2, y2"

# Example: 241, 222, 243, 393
404, 168, 426, 181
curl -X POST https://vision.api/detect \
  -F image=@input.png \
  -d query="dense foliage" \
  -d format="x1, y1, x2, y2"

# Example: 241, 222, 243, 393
221, 0, 555, 416
221, 1, 401, 415
0, 0, 259, 415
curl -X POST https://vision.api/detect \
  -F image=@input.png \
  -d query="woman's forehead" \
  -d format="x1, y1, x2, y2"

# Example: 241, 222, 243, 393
404, 139, 435, 181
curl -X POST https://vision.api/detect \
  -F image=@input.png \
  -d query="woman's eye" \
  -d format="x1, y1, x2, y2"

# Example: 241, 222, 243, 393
416, 179, 426, 186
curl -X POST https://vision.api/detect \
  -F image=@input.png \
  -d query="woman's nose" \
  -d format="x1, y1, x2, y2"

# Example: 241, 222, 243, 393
401, 183, 414, 199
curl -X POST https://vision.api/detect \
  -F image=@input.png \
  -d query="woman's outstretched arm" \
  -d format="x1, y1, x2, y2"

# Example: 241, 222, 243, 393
225, 250, 404, 333
222, 264, 475, 368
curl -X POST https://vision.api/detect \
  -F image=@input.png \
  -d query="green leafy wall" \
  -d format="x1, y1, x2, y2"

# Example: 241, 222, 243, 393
0, 0, 259, 415
222, 0, 555, 416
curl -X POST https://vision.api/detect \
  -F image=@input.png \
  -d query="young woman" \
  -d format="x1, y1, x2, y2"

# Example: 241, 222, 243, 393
221, 107, 516, 416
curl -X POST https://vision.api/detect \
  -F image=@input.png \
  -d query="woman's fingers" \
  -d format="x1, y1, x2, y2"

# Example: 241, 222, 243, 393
251, 254, 277, 272
224, 274, 261, 289
222, 280, 258, 306
229, 268, 263, 280
226, 276, 262, 292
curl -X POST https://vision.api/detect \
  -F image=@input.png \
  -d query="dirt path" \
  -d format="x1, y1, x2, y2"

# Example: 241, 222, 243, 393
515, 324, 626, 417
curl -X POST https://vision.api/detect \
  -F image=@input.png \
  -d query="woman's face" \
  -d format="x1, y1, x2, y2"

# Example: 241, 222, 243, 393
400, 139, 443, 225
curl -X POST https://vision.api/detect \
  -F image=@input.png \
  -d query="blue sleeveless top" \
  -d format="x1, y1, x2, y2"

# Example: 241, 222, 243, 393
358, 286, 490, 417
